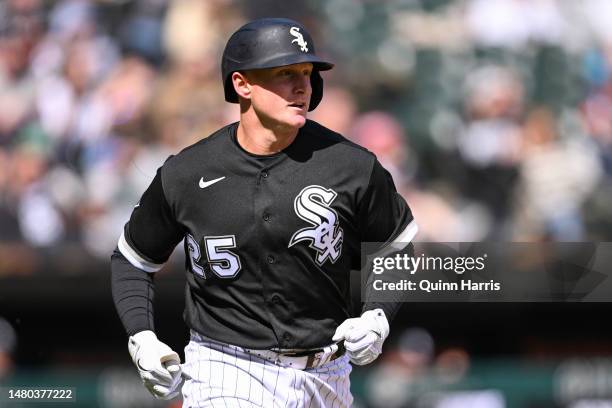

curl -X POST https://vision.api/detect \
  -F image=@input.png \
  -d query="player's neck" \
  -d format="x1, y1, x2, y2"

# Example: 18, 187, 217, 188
237, 113, 300, 156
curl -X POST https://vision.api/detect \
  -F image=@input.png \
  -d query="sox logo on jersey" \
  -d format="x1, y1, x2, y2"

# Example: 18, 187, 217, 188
289, 185, 344, 265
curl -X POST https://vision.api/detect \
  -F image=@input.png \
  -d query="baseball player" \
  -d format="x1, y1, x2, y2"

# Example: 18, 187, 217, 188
111, 18, 417, 407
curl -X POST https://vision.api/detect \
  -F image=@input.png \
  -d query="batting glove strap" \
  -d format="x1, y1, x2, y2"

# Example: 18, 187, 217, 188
360, 309, 390, 340
128, 330, 183, 399
332, 309, 389, 366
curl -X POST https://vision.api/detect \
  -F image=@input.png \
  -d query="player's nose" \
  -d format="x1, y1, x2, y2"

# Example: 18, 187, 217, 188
293, 73, 311, 94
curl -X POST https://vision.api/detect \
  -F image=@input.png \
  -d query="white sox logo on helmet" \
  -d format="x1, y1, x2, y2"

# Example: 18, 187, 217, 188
290, 27, 308, 52
288, 185, 344, 265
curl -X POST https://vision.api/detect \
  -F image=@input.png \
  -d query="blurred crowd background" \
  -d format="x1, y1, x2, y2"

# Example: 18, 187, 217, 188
2, 0, 612, 407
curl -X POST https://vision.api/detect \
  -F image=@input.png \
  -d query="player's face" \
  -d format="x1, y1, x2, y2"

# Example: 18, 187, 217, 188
245, 62, 313, 130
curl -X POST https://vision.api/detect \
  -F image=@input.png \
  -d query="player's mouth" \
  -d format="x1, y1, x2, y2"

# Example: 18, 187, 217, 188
288, 102, 306, 110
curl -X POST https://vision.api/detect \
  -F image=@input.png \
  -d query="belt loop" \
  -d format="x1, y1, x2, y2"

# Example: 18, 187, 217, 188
305, 354, 315, 368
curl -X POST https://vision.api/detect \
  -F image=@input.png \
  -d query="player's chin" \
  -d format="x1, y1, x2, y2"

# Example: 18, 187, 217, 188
285, 111, 308, 128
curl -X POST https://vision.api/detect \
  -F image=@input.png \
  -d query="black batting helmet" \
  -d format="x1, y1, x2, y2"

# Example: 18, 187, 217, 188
221, 18, 334, 111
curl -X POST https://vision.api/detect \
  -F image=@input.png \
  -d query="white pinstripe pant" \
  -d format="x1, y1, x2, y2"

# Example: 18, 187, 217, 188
181, 335, 353, 408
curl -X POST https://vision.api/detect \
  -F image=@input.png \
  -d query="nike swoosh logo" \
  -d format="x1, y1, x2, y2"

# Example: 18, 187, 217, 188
199, 176, 226, 189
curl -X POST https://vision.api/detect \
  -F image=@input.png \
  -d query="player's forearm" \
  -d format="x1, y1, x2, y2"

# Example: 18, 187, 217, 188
111, 248, 156, 336
362, 242, 415, 321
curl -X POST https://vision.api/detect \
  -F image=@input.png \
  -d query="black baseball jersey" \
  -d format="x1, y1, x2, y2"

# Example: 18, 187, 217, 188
118, 120, 416, 349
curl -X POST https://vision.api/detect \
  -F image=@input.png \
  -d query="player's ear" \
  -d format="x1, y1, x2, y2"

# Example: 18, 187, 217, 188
232, 71, 252, 100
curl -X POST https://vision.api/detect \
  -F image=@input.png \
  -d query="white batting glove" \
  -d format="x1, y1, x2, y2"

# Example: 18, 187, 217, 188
332, 309, 390, 366
128, 330, 183, 399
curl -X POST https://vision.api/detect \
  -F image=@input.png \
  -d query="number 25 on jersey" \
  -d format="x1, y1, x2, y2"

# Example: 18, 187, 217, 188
186, 234, 242, 279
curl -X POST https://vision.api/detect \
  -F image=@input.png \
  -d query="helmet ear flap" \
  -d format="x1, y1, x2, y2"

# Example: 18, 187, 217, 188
308, 70, 324, 111
224, 75, 239, 104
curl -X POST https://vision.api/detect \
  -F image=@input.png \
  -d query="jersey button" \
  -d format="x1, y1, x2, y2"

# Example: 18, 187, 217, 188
271, 295, 281, 304
267, 255, 275, 264
261, 170, 269, 178
263, 213, 270, 222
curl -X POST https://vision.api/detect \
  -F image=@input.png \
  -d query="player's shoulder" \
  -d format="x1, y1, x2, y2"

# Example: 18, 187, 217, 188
159, 122, 237, 178
156, 122, 237, 194
168, 122, 236, 164
302, 120, 376, 161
